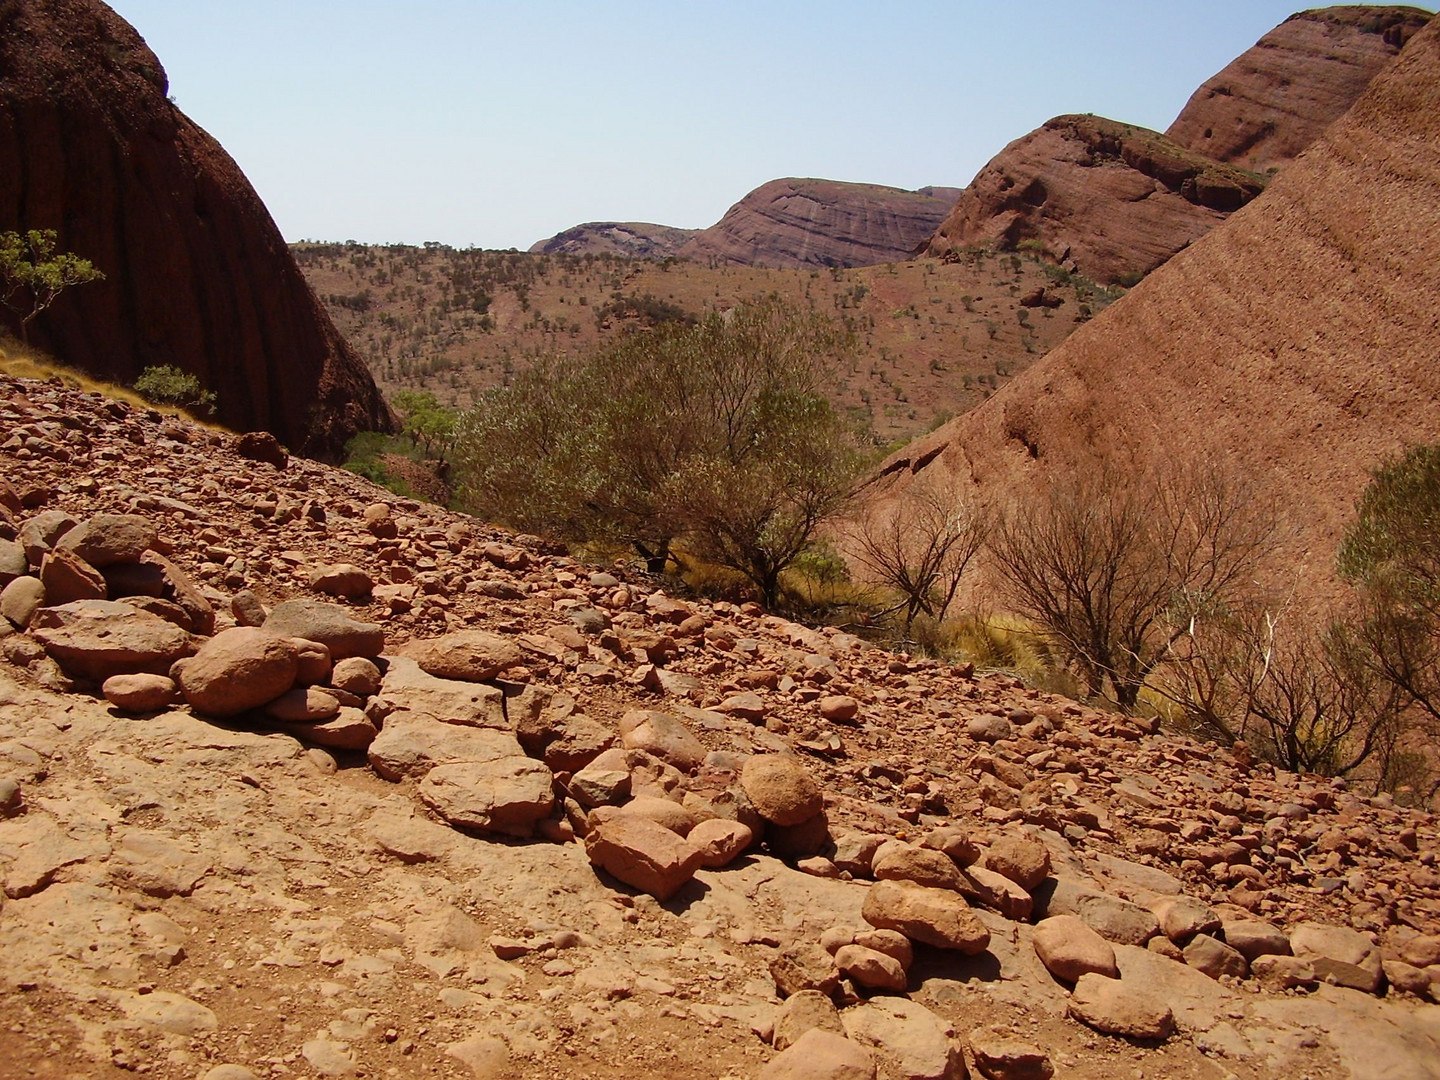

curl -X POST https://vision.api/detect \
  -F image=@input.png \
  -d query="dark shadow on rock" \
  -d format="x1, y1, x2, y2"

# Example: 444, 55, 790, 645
910, 946, 1003, 985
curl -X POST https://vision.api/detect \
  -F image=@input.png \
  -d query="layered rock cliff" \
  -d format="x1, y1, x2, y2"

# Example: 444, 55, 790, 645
922, 116, 1267, 284
1166, 5, 1432, 173
528, 222, 699, 259
0, 0, 391, 457
676, 178, 960, 268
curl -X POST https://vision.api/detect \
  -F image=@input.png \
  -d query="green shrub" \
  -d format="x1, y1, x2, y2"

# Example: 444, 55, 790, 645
133, 365, 217, 415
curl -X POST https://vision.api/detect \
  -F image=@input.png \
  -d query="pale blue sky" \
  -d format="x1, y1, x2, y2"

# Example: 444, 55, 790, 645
105, 2, 1406, 249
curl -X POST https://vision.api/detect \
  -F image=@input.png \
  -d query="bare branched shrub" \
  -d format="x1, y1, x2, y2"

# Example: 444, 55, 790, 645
988, 459, 1270, 711
849, 478, 989, 636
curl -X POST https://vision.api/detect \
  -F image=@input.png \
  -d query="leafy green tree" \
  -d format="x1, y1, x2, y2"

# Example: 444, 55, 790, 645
133, 364, 218, 415
391, 390, 459, 463
453, 298, 862, 606
0, 229, 105, 343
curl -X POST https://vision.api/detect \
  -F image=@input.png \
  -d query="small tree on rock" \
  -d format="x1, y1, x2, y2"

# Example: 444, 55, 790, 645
0, 229, 105, 344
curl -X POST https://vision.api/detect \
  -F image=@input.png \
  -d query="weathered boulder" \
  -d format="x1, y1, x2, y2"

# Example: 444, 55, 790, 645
308, 563, 372, 598
405, 629, 524, 683
770, 941, 842, 998
583, 815, 703, 901
842, 997, 965, 1080
101, 672, 179, 712
30, 599, 193, 681
366, 711, 521, 782
983, 834, 1051, 892
38, 547, 106, 604
262, 600, 383, 659
1032, 878, 1159, 945
1149, 895, 1222, 944
1031, 914, 1118, 982
759, 1028, 876, 1080
968, 1031, 1054, 1080
1068, 973, 1174, 1040
0, 575, 45, 628
419, 758, 555, 838
1289, 922, 1383, 993
772, 989, 844, 1051
862, 880, 990, 954
617, 709, 706, 772
835, 944, 907, 992
177, 627, 298, 718
1182, 933, 1248, 980
55, 513, 156, 567
687, 818, 753, 868
742, 754, 824, 826
375, 656, 506, 729
872, 844, 964, 891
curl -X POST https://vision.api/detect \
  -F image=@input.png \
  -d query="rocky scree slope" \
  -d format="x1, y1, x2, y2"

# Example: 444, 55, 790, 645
880, 14, 1440, 605
0, 375, 1437, 1080
675, 179, 962, 269
1166, 5, 1432, 173
527, 222, 700, 259
921, 115, 1268, 285
0, 0, 390, 458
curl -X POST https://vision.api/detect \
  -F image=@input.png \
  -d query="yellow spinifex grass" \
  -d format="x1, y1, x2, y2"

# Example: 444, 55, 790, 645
0, 336, 225, 430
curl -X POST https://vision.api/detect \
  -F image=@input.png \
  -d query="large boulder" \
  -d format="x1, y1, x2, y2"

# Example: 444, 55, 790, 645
1068, 973, 1175, 1040
418, 758, 555, 838
759, 1029, 876, 1080
262, 600, 383, 659
405, 629, 524, 682
842, 997, 965, 1080
176, 627, 298, 717
55, 513, 156, 567
617, 709, 705, 772
861, 880, 990, 954
375, 656, 506, 729
1031, 915, 1118, 982
30, 599, 193, 681
742, 754, 824, 826
366, 711, 522, 782
583, 815, 703, 901
1288, 922, 1383, 993
38, 546, 106, 604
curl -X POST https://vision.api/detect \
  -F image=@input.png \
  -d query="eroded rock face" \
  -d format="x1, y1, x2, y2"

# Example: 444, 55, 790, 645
1166, 6, 1432, 173
923, 115, 1266, 285
0, 0, 391, 457
677, 179, 960, 269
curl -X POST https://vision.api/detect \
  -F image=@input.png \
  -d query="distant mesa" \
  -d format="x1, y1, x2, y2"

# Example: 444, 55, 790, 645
0, 0, 390, 458
1166, 5, 1432, 173
534, 178, 962, 270
877, 14, 1440, 601
922, 115, 1268, 285
528, 222, 700, 259
675, 178, 960, 269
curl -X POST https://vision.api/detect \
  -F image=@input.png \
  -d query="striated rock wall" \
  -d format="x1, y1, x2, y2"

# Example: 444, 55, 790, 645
528, 222, 700, 259
0, 0, 391, 458
922, 116, 1267, 284
878, 17, 1440, 604
676, 178, 960, 268
1166, 5, 1432, 173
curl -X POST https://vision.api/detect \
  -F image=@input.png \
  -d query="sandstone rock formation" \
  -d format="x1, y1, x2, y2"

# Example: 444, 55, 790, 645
528, 221, 700, 259
1166, 6, 1432, 173
0, 0, 390, 457
677, 178, 961, 268
878, 15, 1440, 604
921, 115, 1267, 284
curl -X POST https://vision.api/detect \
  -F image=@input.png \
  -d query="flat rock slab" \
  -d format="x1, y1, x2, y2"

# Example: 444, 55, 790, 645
405, 629, 524, 682
367, 711, 522, 781
30, 599, 193, 682
418, 757, 555, 837
842, 997, 964, 1080
376, 656, 507, 729
262, 600, 384, 659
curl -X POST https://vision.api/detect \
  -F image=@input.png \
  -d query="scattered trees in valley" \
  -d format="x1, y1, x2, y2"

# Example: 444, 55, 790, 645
453, 298, 862, 607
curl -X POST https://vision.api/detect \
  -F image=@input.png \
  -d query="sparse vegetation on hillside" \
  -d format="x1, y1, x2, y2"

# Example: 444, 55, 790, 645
453, 298, 863, 607
293, 241, 1119, 445
133, 364, 218, 416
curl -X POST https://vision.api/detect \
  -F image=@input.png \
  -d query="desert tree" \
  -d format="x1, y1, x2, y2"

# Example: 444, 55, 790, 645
453, 297, 863, 605
849, 475, 989, 637
988, 458, 1269, 711
0, 229, 105, 344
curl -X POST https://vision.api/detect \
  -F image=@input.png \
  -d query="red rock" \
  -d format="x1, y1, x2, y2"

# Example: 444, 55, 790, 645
102, 672, 179, 712
177, 627, 299, 718
677, 178, 958, 269
741, 754, 824, 826
687, 818, 753, 868
618, 709, 705, 772
529, 221, 699, 260
0, 1, 392, 456
419, 758, 555, 838
861, 879, 990, 954
38, 546, 106, 605
405, 629, 524, 682
759, 1029, 875, 1080
1068, 973, 1174, 1040
30, 599, 193, 681
235, 432, 288, 468
55, 514, 156, 567
583, 815, 703, 901
1032, 915, 1118, 982
1167, 7, 1430, 172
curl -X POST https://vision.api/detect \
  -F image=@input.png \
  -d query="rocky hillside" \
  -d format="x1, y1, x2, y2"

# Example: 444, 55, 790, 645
675, 179, 961, 269
528, 222, 700, 259
1, 373, 1438, 1080
921, 116, 1268, 285
1166, 6, 1432, 173
0, 0, 390, 458
877, 15, 1440, 604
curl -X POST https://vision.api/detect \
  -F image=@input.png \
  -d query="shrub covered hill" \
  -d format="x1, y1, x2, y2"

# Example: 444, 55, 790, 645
875, 14, 1440, 606
0, 0, 390, 458
1, 366, 1439, 1078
